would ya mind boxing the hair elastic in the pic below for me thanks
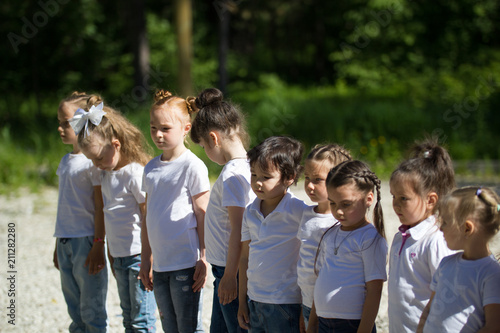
[476,187,482,197]
[497,204,500,212]
[423,151,430,158]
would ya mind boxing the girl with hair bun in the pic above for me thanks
[388,139,456,333]
[418,186,500,332]
[190,87,254,333]
[54,92,108,332]
[139,90,210,332]
[72,95,157,332]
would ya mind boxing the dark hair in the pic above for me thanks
[327,160,385,238]
[306,144,352,166]
[247,136,304,184]
[441,186,500,238]
[390,138,455,212]
[189,88,249,148]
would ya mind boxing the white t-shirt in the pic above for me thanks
[424,253,500,333]
[296,207,336,308]
[93,162,145,258]
[142,150,210,272]
[314,223,388,319]
[54,153,99,238]
[205,159,255,267]
[241,191,308,304]
[388,215,454,333]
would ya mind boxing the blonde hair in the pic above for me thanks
[59,91,90,110]
[152,89,195,125]
[306,144,352,169]
[77,95,152,166]
[441,186,500,238]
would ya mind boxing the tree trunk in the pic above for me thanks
[176,0,193,96]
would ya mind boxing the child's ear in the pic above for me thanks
[426,192,438,210]
[464,220,476,237]
[209,131,220,148]
[184,122,192,134]
[365,191,374,207]
[284,176,295,188]
[111,138,121,150]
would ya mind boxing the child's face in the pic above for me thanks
[81,137,121,171]
[57,103,78,145]
[390,178,430,227]
[439,212,465,251]
[250,163,291,204]
[328,183,373,230]
[304,159,330,204]
[150,106,190,152]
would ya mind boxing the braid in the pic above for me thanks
[313,223,338,276]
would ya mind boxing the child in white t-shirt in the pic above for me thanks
[418,186,500,332]
[190,88,255,333]
[307,160,388,333]
[54,92,107,332]
[237,136,308,333]
[73,96,157,331]
[139,90,210,332]
[297,144,351,331]
[388,140,455,333]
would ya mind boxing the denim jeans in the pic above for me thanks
[153,267,204,333]
[57,236,108,333]
[318,318,377,333]
[301,304,311,329]
[210,265,246,333]
[113,254,157,332]
[248,300,300,333]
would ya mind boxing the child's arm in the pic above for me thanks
[238,240,251,330]
[192,190,210,292]
[477,304,500,333]
[53,240,59,269]
[357,279,384,333]
[218,206,245,305]
[306,301,319,333]
[417,291,434,333]
[85,185,106,275]
[139,197,154,291]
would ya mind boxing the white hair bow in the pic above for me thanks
[69,102,106,136]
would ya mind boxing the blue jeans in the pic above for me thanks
[301,304,311,329]
[210,265,246,333]
[248,300,300,333]
[57,236,108,333]
[113,254,157,332]
[153,267,204,333]
[318,318,377,333]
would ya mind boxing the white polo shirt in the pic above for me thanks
[94,162,145,258]
[424,253,500,333]
[388,215,454,333]
[205,159,255,267]
[296,207,336,308]
[241,191,308,304]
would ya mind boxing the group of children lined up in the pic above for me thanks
[54,87,500,333]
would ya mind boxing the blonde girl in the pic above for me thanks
[54,92,107,332]
[139,90,210,332]
[417,186,500,332]
[190,88,255,333]
[388,140,456,333]
[297,144,351,330]
[308,160,387,333]
[72,95,157,332]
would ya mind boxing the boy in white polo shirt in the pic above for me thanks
[237,136,308,333]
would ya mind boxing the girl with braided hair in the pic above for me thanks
[417,186,500,332]
[139,90,210,332]
[387,139,456,333]
[296,144,352,331]
[307,160,388,333]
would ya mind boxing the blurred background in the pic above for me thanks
[2,0,500,192]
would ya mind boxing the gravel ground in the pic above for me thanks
[1,182,499,332]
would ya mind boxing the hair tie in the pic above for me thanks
[69,102,106,137]
[476,187,482,197]
[497,204,500,212]
[185,98,194,115]
[423,151,430,158]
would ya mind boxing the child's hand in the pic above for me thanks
[237,300,250,330]
[53,247,59,270]
[192,257,208,292]
[139,259,154,291]
[218,274,237,305]
[85,242,106,275]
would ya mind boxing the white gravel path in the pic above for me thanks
[0,182,498,332]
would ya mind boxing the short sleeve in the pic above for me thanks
[362,233,388,282]
[90,165,102,186]
[482,265,500,306]
[222,173,251,208]
[187,157,210,197]
[241,207,251,242]
[129,165,146,204]
[426,232,454,278]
